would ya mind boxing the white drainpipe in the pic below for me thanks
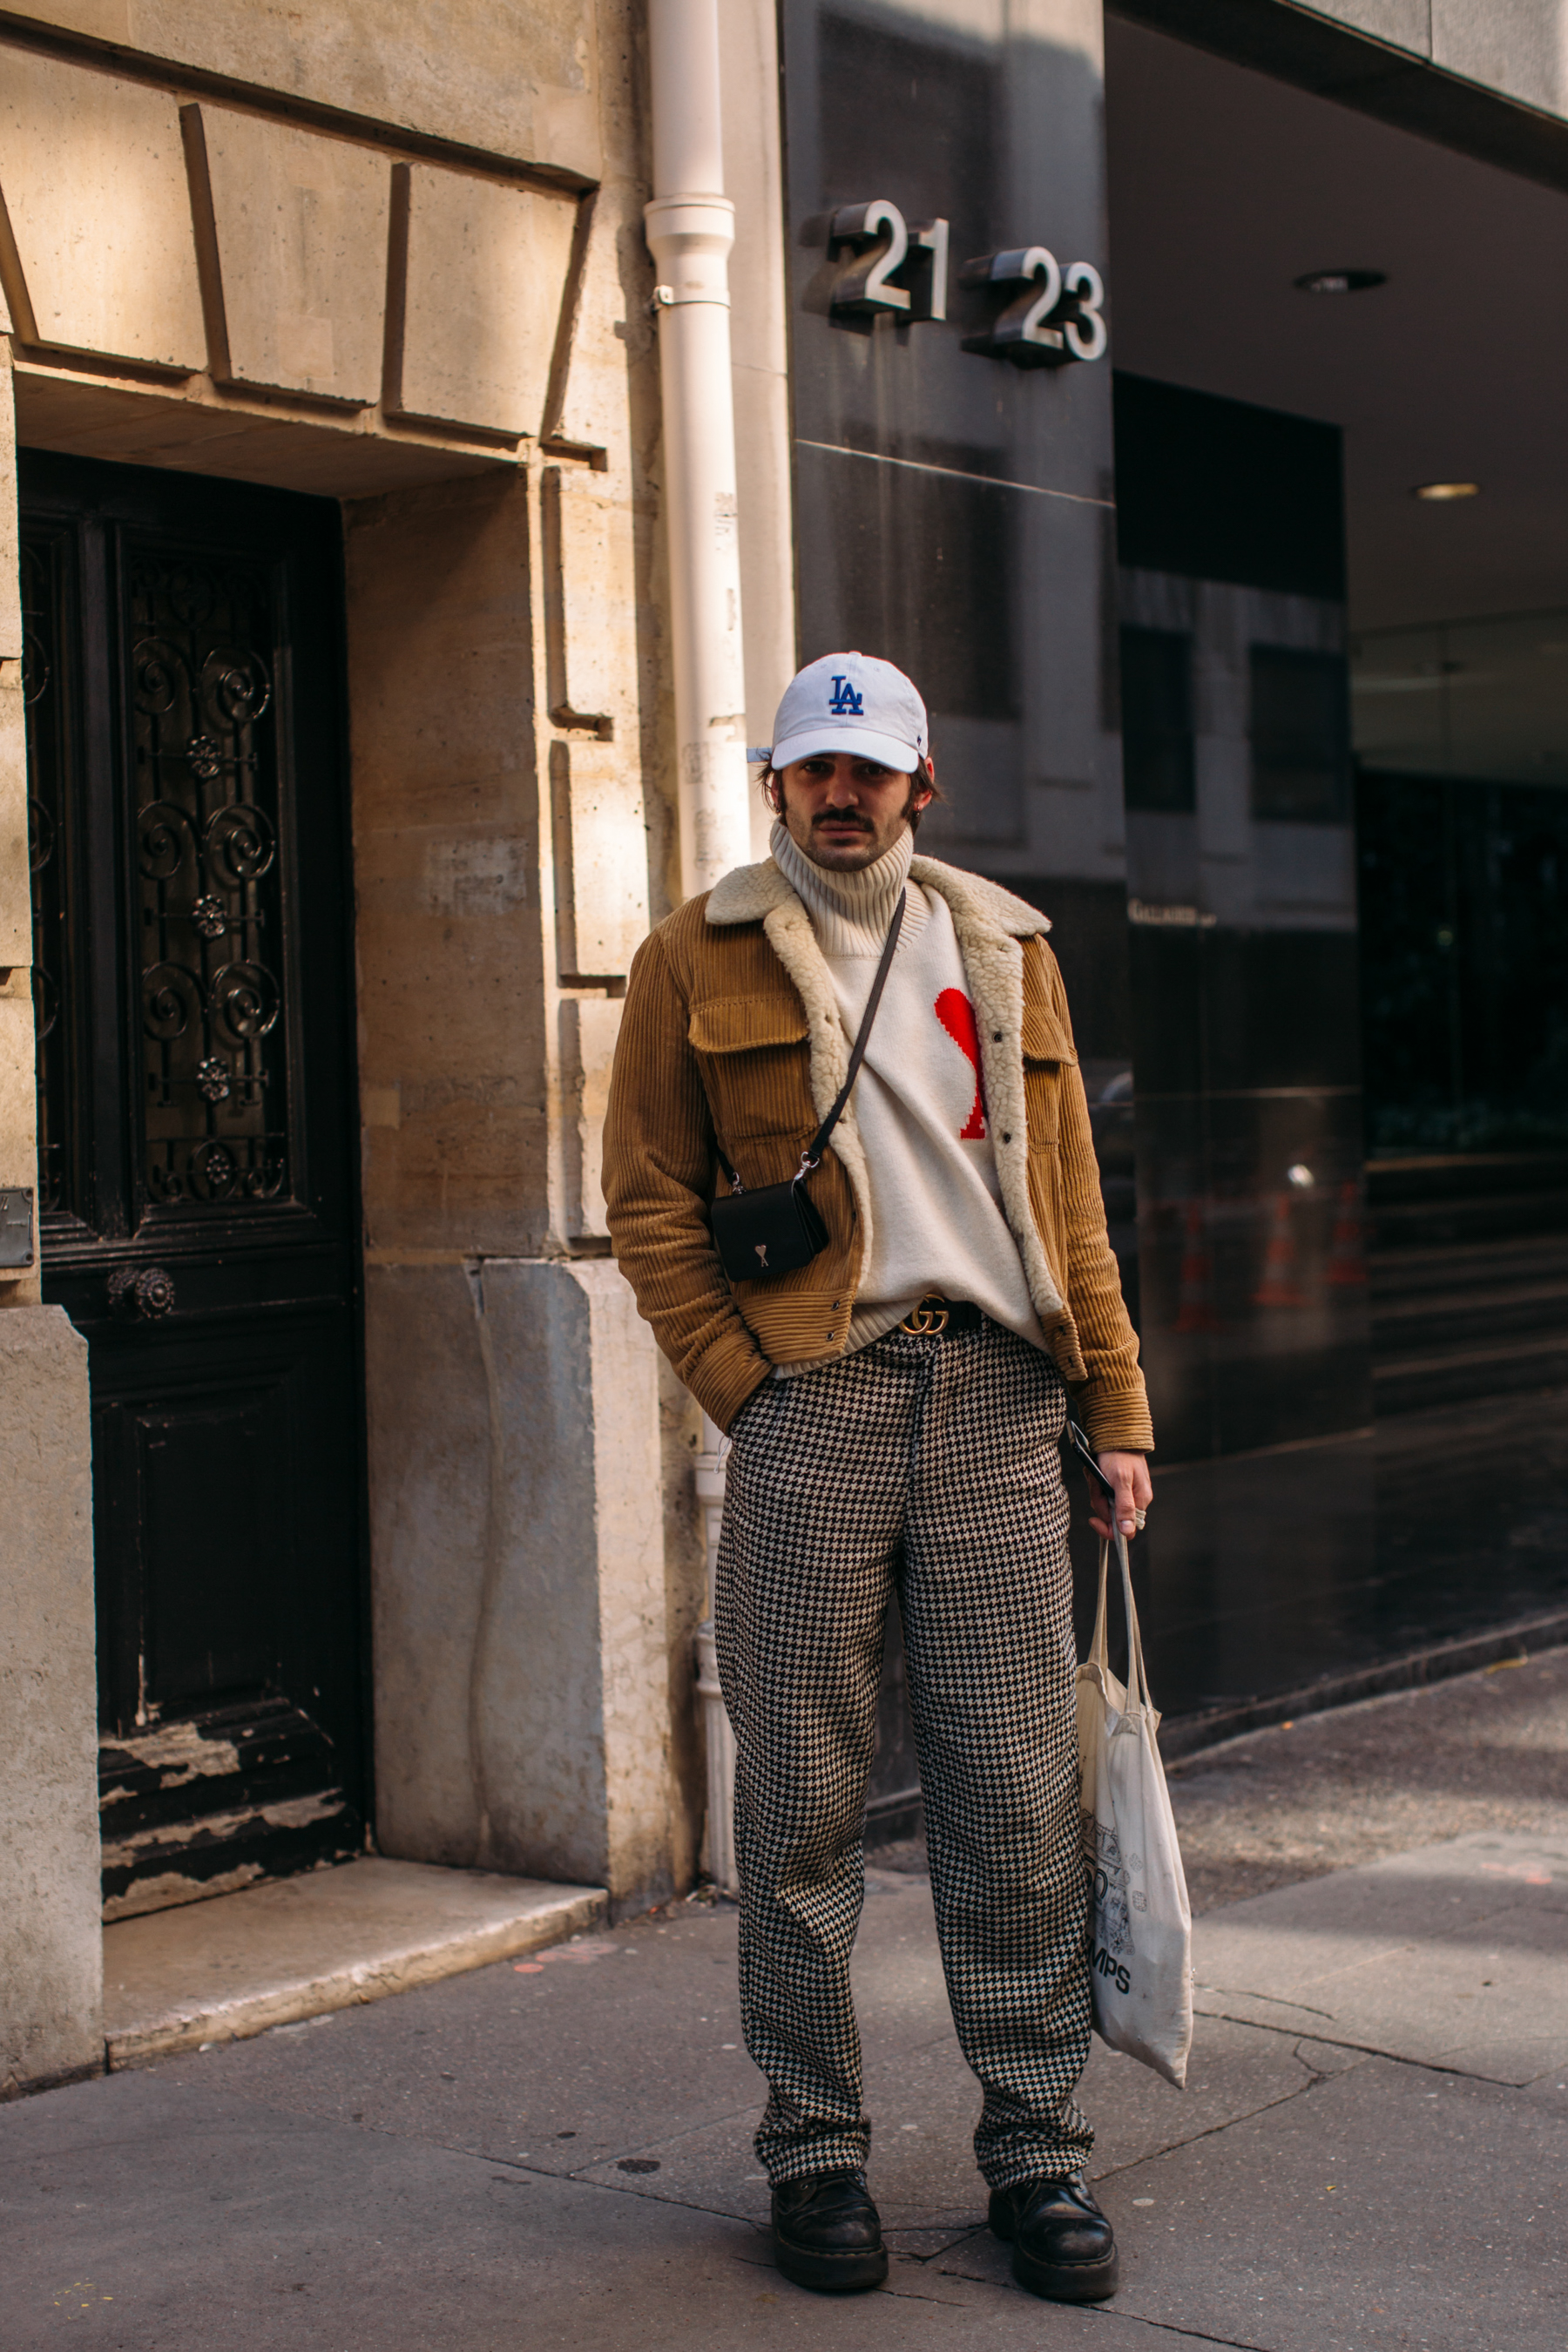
[645,2,748,1891]
[644,0,754,902]
[693,1415,739,1895]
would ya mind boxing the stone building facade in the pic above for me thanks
[0,0,793,2098]
[5,0,1568,2101]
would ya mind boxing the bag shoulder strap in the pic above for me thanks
[803,887,906,1167]
[716,888,907,1194]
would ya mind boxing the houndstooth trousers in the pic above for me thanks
[714,1319,1092,2191]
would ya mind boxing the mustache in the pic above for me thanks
[811,809,873,830]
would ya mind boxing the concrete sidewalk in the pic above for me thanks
[3,1667,1566,2349]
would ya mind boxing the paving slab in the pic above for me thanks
[1193,1831,1568,2083]
[159,1894,756,2168]
[1167,1646,1568,1912]
[937,2053,1568,2352]
[152,1870,1347,2233]
[0,2069,1195,2352]
[102,1856,606,2065]
[8,1825,1566,2349]
[572,1999,1351,2240]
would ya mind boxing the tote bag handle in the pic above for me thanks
[1090,1531,1157,1725]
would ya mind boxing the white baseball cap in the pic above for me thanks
[754,652,929,775]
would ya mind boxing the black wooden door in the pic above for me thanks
[21,452,366,1917]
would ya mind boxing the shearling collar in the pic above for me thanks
[706,852,1051,940]
[701,842,1064,1328]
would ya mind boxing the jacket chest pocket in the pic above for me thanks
[1022,1002,1076,1150]
[689,995,814,1146]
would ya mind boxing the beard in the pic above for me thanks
[768,767,933,869]
[793,775,926,839]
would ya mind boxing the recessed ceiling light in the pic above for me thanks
[1294,268,1387,294]
[1413,481,1480,501]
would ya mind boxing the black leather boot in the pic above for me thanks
[771,2170,889,2293]
[989,2174,1119,2301]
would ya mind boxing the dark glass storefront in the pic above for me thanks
[776,3,1568,1797]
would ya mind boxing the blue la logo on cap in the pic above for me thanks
[767,651,928,775]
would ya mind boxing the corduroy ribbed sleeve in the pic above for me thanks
[1039,945,1155,1456]
[602,924,774,1432]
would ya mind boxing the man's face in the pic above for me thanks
[775,753,934,871]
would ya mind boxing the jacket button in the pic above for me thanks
[993,1031,1003,1042]
[1002,1131,1012,1143]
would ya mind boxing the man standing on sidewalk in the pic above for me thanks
[603,652,1152,2301]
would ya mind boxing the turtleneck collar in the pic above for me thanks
[770,820,920,956]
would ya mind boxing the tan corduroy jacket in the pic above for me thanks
[602,852,1153,1453]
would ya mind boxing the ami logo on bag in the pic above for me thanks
[827,674,864,714]
[1092,1942,1132,1997]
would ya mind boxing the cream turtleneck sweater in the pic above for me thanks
[769,821,1046,1362]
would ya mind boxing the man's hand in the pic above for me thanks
[1087,1450,1152,1542]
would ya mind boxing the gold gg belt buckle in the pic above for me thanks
[899,1295,951,1335]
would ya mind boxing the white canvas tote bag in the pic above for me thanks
[1075,1531,1193,2090]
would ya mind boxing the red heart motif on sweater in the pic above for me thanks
[935,989,987,1139]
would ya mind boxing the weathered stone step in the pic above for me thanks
[102,1855,606,2068]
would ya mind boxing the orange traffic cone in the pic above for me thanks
[1324,1180,1367,1287]
[1253,1192,1308,1308]
[1173,1202,1220,1332]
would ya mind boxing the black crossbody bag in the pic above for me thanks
[709,889,906,1284]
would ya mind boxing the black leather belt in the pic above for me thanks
[896,1295,983,1336]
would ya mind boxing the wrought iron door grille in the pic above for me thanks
[129,550,292,1206]
[22,527,74,1219]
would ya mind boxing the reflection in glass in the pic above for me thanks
[1357,774,1568,1155]
[1121,626,1194,813]
[1118,563,1368,1463]
[784,0,1122,864]
[1353,612,1568,1155]
[1250,646,1350,822]
[1352,610,1568,787]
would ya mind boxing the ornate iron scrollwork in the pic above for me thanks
[129,551,291,1207]
[21,535,70,1214]
[190,896,228,939]
[21,529,297,1221]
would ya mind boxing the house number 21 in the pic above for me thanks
[828,201,1106,367]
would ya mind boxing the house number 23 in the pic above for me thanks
[828,202,1106,366]
[960,247,1107,367]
